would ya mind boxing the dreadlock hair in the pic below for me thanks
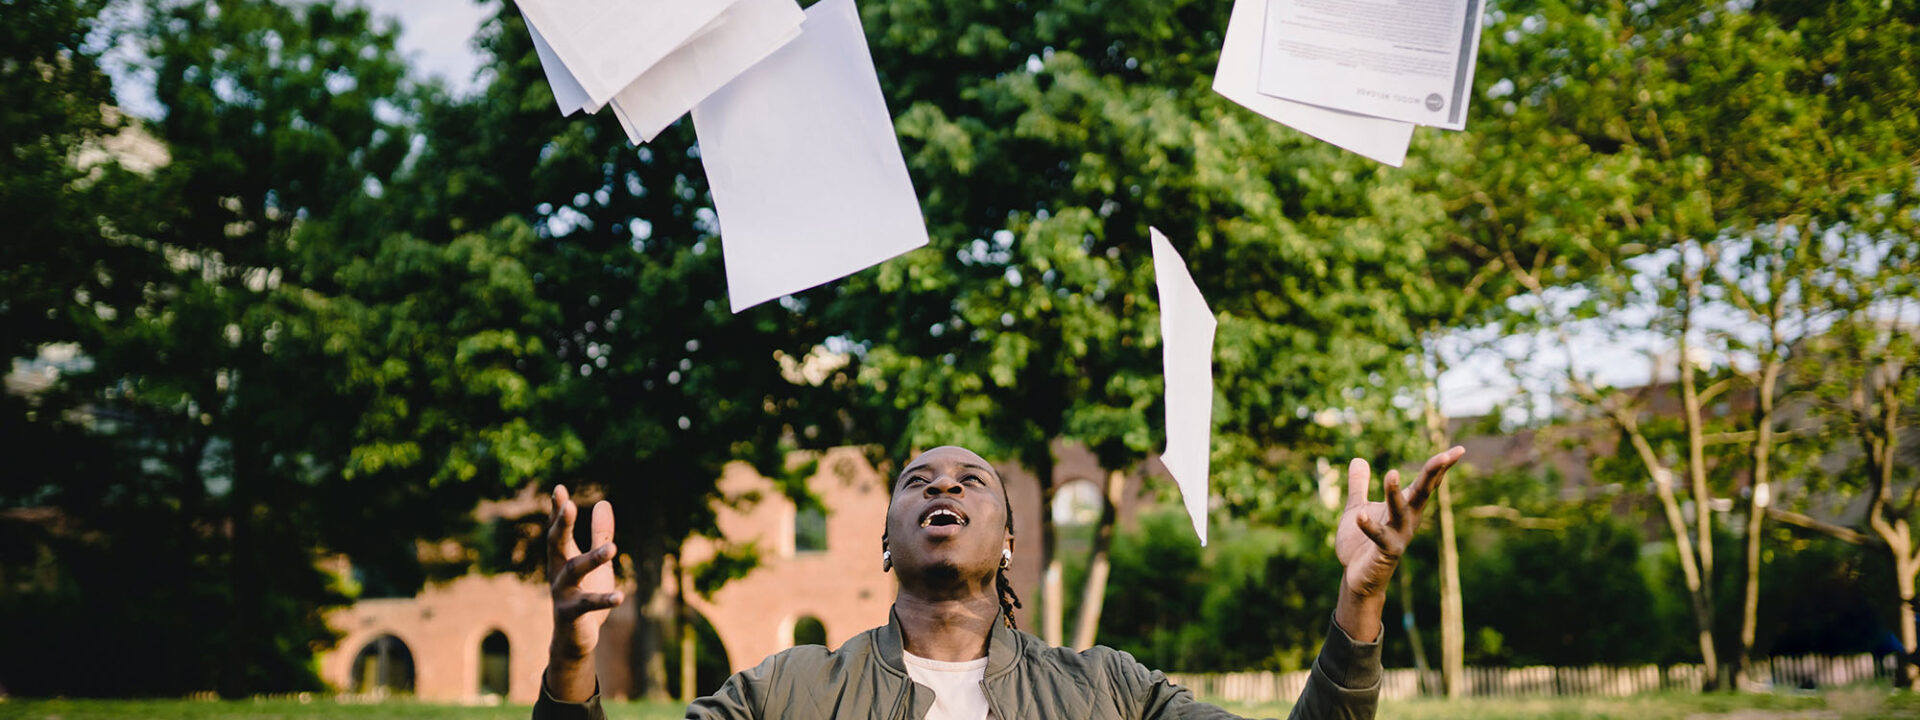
[883,479,1025,631]
[994,489,1024,630]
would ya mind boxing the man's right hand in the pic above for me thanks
[545,484,624,703]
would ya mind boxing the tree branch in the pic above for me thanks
[1766,507,1878,547]
[1462,505,1567,530]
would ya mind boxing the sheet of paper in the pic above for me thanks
[1151,227,1218,547]
[526,20,599,116]
[1256,0,1484,129]
[1213,0,1413,166]
[608,0,805,144]
[512,0,740,108]
[691,0,929,313]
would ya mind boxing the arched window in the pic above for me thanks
[791,615,827,647]
[350,634,415,694]
[479,630,511,697]
[794,506,827,553]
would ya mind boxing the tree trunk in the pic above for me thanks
[1437,480,1466,698]
[1898,554,1919,691]
[1397,561,1435,696]
[1630,427,1719,688]
[1735,357,1779,690]
[1037,456,1065,647]
[220,438,260,698]
[637,550,673,700]
[1678,306,1715,596]
[1418,346,1466,698]
[677,555,697,703]
[1071,470,1125,650]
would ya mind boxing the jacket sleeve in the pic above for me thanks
[1282,619,1382,720]
[684,653,784,720]
[529,656,775,720]
[1107,649,1243,720]
[530,678,607,720]
[1119,619,1381,720]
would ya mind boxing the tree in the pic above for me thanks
[817,0,1484,650]
[1445,0,1920,689]
[387,5,857,696]
[2,0,604,695]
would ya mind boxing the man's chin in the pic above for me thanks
[896,556,991,587]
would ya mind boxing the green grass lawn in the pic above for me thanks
[5,689,1918,719]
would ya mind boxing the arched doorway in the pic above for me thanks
[351,634,415,694]
[666,607,732,698]
[790,615,826,647]
[479,630,511,697]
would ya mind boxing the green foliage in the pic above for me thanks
[689,542,762,600]
[0,0,120,360]
[1098,507,1340,672]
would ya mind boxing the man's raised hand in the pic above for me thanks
[1330,447,1464,641]
[545,485,623,702]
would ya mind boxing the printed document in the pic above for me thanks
[1256,0,1484,129]
[1213,0,1413,166]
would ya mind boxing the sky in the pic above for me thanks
[347,0,498,94]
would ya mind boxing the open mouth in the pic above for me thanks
[919,506,969,528]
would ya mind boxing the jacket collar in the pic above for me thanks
[878,604,1023,678]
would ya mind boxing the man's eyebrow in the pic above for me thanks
[896,461,998,483]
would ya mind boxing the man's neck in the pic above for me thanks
[893,586,998,662]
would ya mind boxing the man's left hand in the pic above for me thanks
[1331,446,1464,641]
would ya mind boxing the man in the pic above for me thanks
[536,444,1464,719]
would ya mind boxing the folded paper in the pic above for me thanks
[609,0,805,143]
[512,0,738,110]
[1151,227,1218,546]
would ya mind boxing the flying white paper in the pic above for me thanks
[1212,0,1414,166]
[512,0,740,109]
[1151,227,1217,546]
[691,0,930,313]
[608,0,805,144]
[1256,0,1485,129]
[527,21,599,116]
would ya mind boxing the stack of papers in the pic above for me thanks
[519,0,930,313]
[518,0,804,144]
[1214,0,1486,166]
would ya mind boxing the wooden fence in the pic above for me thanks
[1166,653,1898,703]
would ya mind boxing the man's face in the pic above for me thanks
[885,446,1014,585]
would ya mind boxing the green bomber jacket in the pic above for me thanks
[533,610,1381,720]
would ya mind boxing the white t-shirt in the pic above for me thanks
[902,650,994,720]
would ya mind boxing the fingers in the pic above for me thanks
[1345,458,1371,510]
[553,542,618,589]
[1384,470,1409,529]
[1354,512,1396,555]
[548,485,580,580]
[1406,446,1465,510]
[579,592,625,610]
[590,500,615,550]
[557,590,626,620]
